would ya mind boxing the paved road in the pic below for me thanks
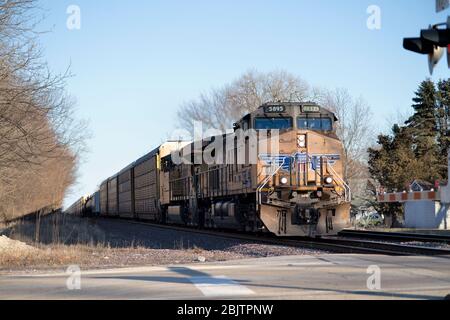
[1,254,450,300]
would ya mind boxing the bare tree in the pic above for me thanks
[0,0,88,221]
[316,88,375,202]
[177,69,310,131]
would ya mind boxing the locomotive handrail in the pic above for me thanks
[257,155,291,206]
[294,153,351,203]
[257,161,282,205]
[324,158,352,203]
[257,153,333,206]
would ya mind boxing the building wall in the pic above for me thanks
[404,201,450,229]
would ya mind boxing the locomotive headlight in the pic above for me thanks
[280,177,289,185]
[297,135,306,148]
[324,176,334,185]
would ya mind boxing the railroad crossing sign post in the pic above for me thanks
[447,16,450,69]
[437,0,450,69]
[435,1,450,70]
[436,0,450,13]
[441,151,450,204]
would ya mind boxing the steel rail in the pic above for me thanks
[339,229,450,244]
[106,218,450,257]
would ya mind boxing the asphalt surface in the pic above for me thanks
[1,254,450,300]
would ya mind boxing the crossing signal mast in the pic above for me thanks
[403,0,450,74]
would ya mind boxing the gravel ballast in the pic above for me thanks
[0,215,326,272]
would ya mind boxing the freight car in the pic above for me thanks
[86,191,100,216]
[66,192,100,216]
[71,102,351,237]
[65,196,88,216]
[98,141,190,220]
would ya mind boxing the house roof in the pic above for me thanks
[410,179,434,191]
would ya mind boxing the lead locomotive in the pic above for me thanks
[70,102,351,237]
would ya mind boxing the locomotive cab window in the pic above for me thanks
[297,117,332,131]
[255,117,293,130]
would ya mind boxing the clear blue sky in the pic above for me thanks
[36,0,449,206]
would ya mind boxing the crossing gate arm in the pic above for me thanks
[377,191,440,203]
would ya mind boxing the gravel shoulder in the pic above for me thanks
[0,215,325,274]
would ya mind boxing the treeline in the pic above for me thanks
[368,79,450,221]
[0,0,87,221]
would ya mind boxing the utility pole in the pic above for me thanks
[403,0,450,74]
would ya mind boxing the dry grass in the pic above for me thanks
[0,241,243,272]
[0,240,112,270]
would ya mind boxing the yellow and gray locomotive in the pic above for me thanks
[74,102,351,237]
[163,102,351,237]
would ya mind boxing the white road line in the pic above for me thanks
[287,262,333,266]
[190,276,255,297]
[12,262,309,278]
[9,265,252,278]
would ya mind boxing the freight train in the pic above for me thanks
[67,102,351,237]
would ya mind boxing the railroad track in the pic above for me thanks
[115,218,450,257]
[339,229,450,244]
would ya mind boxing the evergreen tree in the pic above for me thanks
[405,80,438,158]
[368,79,450,225]
[368,125,420,193]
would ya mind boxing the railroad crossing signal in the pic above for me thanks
[403,17,450,74]
[436,0,450,13]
